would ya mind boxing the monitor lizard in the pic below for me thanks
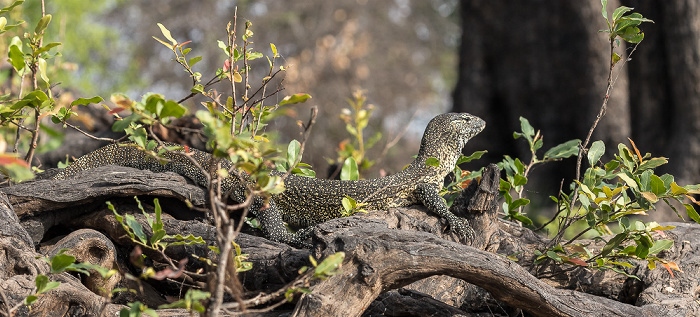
[54,112,485,247]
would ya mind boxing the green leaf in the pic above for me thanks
[71,96,103,106]
[620,31,644,44]
[648,239,673,255]
[34,14,51,35]
[314,252,345,278]
[340,157,359,181]
[190,84,204,94]
[588,140,605,166]
[153,36,173,49]
[37,57,49,84]
[635,243,649,258]
[512,213,533,226]
[546,251,563,262]
[341,196,355,212]
[684,203,700,224]
[112,113,140,132]
[157,23,177,45]
[670,182,687,195]
[543,139,581,160]
[638,157,668,171]
[188,56,202,67]
[509,198,530,210]
[279,93,312,106]
[33,42,61,56]
[618,172,638,191]
[246,51,263,60]
[50,252,76,274]
[519,117,534,137]
[217,40,229,56]
[12,90,48,110]
[456,150,487,164]
[425,157,440,168]
[270,43,278,56]
[601,0,608,20]
[8,40,25,72]
[287,140,301,167]
[513,174,528,187]
[612,6,633,21]
[602,232,627,257]
[125,214,147,244]
[152,198,163,231]
[0,0,24,15]
[649,175,666,196]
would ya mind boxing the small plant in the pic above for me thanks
[498,117,580,225]
[494,2,691,278]
[333,90,382,179]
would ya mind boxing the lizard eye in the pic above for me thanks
[451,118,467,128]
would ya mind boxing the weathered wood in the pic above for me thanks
[293,217,663,317]
[3,165,207,218]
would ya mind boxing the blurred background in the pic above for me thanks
[7,0,700,220]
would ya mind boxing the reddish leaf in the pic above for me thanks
[660,262,674,278]
[628,138,643,164]
[0,154,29,168]
[565,257,589,267]
[108,106,128,115]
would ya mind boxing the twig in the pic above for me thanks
[280,106,318,181]
[63,122,117,142]
[550,41,642,248]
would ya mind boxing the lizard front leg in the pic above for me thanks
[253,199,312,248]
[415,183,475,242]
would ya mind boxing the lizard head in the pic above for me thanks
[417,112,485,167]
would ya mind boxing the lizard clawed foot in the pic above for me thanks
[445,215,475,243]
[289,227,314,249]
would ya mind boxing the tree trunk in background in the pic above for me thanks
[453,0,700,197]
[624,0,700,186]
[453,0,629,196]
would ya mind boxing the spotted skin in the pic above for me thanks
[55,113,485,247]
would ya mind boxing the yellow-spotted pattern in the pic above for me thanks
[55,113,485,247]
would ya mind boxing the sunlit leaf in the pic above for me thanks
[425,157,440,167]
[588,140,605,166]
[71,96,103,106]
[683,203,700,224]
[34,14,51,35]
[157,23,177,45]
[612,6,633,21]
[279,93,312,106]
[340,157,359,181]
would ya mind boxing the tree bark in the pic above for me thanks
[624,0,700,186]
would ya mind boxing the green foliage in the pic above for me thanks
[277,139,316,177]
[340,157,359,181]
[504,112,690,276]
[438,151,487,207]
[108,197,208,253]
[340,195,367,217]
[333,90,382,176]
[158,289,210,313]
[600,1,654,64]
[119,301,158,317]
[499,117,580,225]
[23,248,117,307]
